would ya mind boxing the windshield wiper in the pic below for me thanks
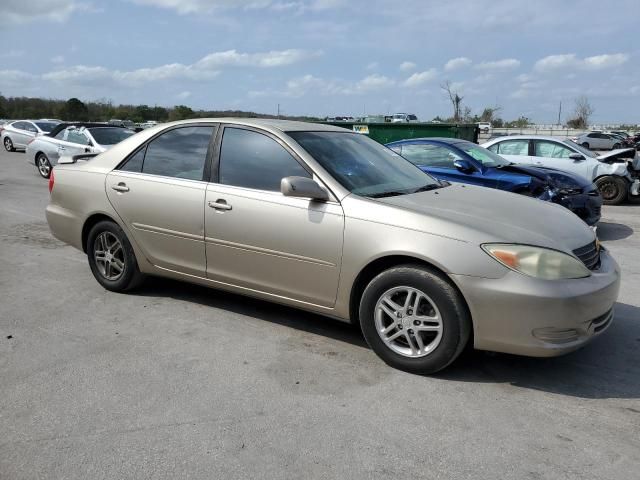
[411,184,442,193]
[367,190,408,198]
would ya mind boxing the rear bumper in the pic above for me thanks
[452,249,620,357]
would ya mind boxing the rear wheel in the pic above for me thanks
[359,265,471,374]
[612,143,621,150]
[595,176,627,205]
[581,142,590,149]
[36,153,52,179]
[4,137,14,152]
[87,220,143,292]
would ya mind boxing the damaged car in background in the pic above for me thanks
[26,123,136,178]
[386,138,602,226]
[482,135,640,205]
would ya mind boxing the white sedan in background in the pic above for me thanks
[26,123,136,178]
[1,120,59,151]
[481,135,640,205]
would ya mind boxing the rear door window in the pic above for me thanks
[494,140,529,156]
[400,144,460,168]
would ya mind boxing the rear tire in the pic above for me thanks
[612,143,621,150]
[595,176,627,205]
[359,265,471,374]
[36,153,52,179]
[87,220,143,292]
[4,137,14,152]
[581,142,590,149]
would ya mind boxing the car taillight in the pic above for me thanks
[48,169,55,193]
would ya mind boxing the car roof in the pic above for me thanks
[385,137,470,146]
[153,118,351,133]
[483,135,570,142]
[46,122,123,137]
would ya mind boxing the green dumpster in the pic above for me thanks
[321,122,479,144]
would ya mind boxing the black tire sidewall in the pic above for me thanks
[582,142,590,149]
[596,176,627,205]
[87,220,140,292]
[359,266,470,374]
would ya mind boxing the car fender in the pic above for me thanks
[593,161,630,180]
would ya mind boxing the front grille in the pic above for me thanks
[573,241,601,270]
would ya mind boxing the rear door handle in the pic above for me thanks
[111,183,130,193]
[208,199,232,211]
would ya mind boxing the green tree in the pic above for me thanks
[169,105,194,121]
[61,97,89,121]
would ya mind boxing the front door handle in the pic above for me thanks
[208,199,232,211]
[111,183,130,193]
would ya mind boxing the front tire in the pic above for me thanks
[595,176,627,205]
[87,220,143,292]
[36,153,52,179]
[359,265,471,374]
[581,142,590,149]
[4,137,14,152]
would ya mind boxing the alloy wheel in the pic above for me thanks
[374,286,443,358]
[37,155,51,178]
[93,231,126,281]
[4,138,13,151]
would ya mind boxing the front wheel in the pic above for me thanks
[36,153,52,179]
[87,220,143,292]
[595,176,627,205]
[581,142,590,149]
[4,137,14,152]
[359,265,471,374]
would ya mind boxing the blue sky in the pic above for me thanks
[1,0,639,123]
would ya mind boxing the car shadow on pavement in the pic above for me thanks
[597,221,634,241]
[133,276,369,349]
[438,302,640,399]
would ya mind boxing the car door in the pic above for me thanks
[60,129,93,157]
[486,139,532,165]
[399,143,491,187]
[204,125,345,308]
[11,122,31,148]
[106,124,216,277]
[531,139,590,179]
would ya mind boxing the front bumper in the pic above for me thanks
[451,249,620,357]
[554,191,602,226]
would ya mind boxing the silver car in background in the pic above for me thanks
[2,120,59,151]
[26,123,136,178]
[45,119,620,374]
[575,132,623,150]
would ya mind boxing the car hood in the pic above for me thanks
[496,164,592,189]
[372,183,595,252]
[596,148,639,166]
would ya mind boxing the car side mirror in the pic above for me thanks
[569,153,585,161]
[453,159,475,173]
[281,176,329,201]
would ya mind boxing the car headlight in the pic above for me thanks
[482,244,591,280]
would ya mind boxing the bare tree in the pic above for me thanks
[568,95,594,129]
[441,80,463,122]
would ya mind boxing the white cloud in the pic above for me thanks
[177,91,192,100]
[399,61,416,72]
[366,61,379,70]
[354,74,395,92]
[444,57,471,71]
[250,72,395,98]
[51,55,65,64]
[475,58,520,70]
[534,53,629,72]
[129,0,344,14]
[195,49,320,69]
[403,69,438,87]
[4,0,90,24]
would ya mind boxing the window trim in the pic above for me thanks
[114,122,218,183]
[210,124,313,191]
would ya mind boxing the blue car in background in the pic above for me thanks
[385,138,602,225]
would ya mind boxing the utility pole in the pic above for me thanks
[557,100,562,126]
[277,103,280,119]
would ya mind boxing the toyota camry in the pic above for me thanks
[46,119,620,374]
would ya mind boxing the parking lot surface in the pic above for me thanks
[1,148,639,479]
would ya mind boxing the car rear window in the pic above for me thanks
[34,122,58,132]
[88,127,135,146]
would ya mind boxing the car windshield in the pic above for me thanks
[563,139,597,158]
[288,131,440,197]
[88,127,135,145]
[456,142,510,167]
[34,121,58,132]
